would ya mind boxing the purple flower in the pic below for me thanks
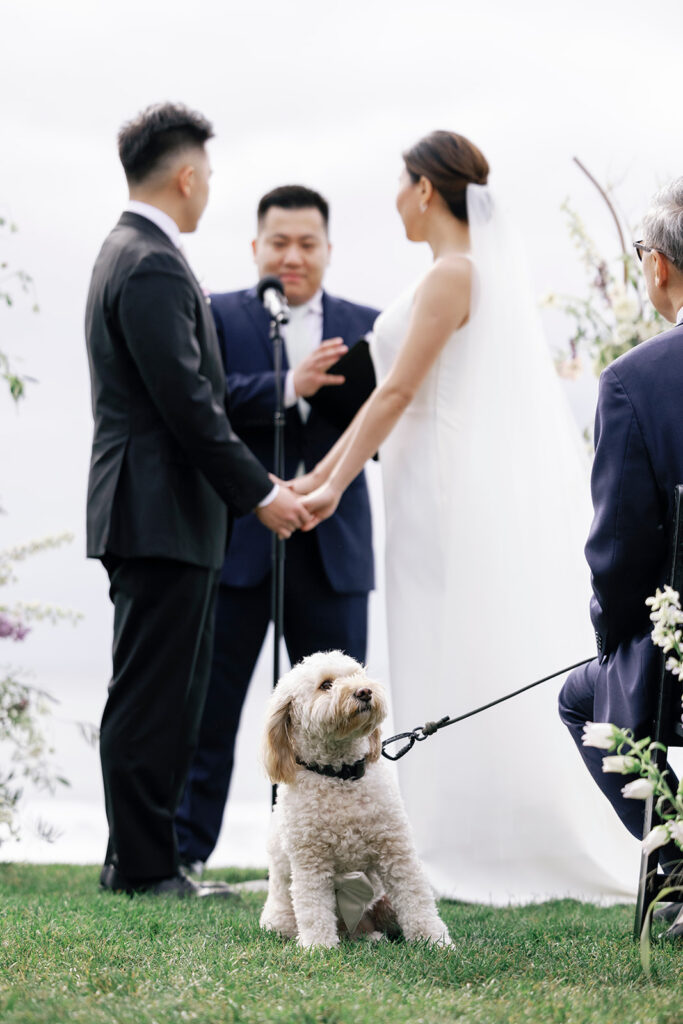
[0,613,30,641]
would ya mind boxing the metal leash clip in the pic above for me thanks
[381,717,451,761]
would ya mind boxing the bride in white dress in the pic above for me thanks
[293,131,637,904]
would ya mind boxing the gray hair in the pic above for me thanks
[642,177,683,271]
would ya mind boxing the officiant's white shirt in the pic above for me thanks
[283,289,324,420]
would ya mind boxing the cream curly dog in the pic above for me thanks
[259,651,451,948]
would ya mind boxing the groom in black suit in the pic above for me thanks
[85,102,310,896]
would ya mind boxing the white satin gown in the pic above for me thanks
[369,257,639,905]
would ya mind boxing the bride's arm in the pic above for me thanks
[289,398,372,494]
[301,257,471,521]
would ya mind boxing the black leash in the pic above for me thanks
[381,656,594,761]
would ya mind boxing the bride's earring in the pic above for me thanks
[419,201,428,214]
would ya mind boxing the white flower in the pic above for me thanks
[602,755,638,774]
[665,656,683,678]
[621,779,655,799]
[642,824,670,855]
[668,819,683,846]
[555,356,583,381]
[613,294,639,320]
[582,722,617,750]
[646,586,681,612]
[615,322,637,346]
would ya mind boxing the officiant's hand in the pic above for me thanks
[300,480,342,528]
[293,338,347,398]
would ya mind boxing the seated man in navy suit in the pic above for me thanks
[559,178,683,931]
[176,185,379,872]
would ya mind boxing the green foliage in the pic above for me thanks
[0,212,38,403]
[0,677,67,842]
[0,537,81,845]
[0,866,681,1024]
[0,220,79,845]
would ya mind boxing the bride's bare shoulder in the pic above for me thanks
[414,255,471,309]
[419,254,472,292]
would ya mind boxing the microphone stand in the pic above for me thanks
[270,314,286,806]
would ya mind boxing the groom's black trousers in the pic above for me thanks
[100,555,219,883]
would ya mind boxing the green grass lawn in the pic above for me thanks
[0,864,680,1024]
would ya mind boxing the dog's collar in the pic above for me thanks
[295,757,366,781]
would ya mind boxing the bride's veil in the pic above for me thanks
[438,182,596,694]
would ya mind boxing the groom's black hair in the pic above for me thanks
[257,185,329,230]
[118,102,214,185]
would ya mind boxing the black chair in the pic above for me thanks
[634,484,683,940]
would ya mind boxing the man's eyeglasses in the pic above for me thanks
[633,240,675,263]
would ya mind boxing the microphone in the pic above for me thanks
[257,275,290,325]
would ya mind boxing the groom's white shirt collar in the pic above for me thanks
[125,200,182,249]
[677,305,683,326]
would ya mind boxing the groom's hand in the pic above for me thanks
[293,338,347,398]
[255,478,314,539]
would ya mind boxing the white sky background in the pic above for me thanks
[1,0,682,862]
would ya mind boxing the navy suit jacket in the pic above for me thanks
[581,321,683,728]
[210,287,379,594]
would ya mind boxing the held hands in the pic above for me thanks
[282,465,341,528]
[292,337,347,398]
[255,476,314,539]
[300,481,341,527]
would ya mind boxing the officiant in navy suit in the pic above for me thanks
[559,178,683,922]
[176,186,379,871]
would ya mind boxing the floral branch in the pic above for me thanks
[572,157,628,284]
[546,163,668,382]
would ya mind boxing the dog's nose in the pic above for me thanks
[354,688,372,704]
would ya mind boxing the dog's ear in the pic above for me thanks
[367,727,382,763]
[262,691,297,784]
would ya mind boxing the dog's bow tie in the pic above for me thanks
[295,757,366,781]
[334,871,376,933]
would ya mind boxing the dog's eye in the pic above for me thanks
[319,679,333,691]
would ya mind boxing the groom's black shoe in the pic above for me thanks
[99,864,239,899]
[99,862,134,894]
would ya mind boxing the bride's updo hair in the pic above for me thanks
[402,131,489,224]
